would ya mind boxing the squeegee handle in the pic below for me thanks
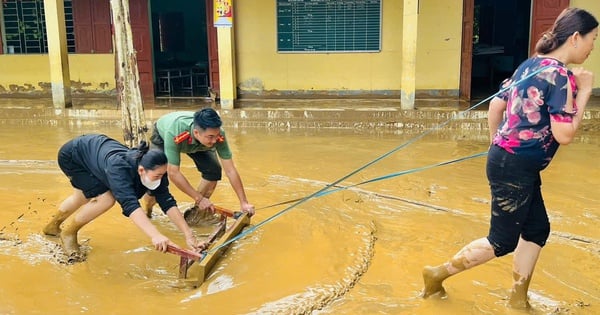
[213,205,243,219]
[166,244,202,261]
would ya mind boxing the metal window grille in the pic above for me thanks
[2,0,75,54]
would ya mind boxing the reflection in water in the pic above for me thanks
[0,116,598,315]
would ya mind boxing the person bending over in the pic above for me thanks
[43,134,200,256]
[143,108,254,222]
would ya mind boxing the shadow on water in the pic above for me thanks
[0,101,599,314]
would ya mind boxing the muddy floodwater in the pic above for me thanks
[0,105,599,315]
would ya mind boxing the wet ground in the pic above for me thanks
[0,97,599,314]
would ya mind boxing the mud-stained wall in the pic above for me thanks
[0,1,598,99]
[0,54,115,96]
[234,0,463,98]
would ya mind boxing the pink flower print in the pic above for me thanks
[500,78,512,88]
[508,113,521,128]
[526,86,544,105]
[519,129,535,140]
[568,75,577,93]
[522,99,539,114]
[540,58,559,67]
[503,138,520,153]
[550,114,573,123]
[556,66,568,76]
[509,94,522,115]
[527,111,541,124]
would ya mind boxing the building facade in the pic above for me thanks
[0,0,598,108]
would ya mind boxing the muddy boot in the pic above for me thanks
[141,194,156,218]
[142,203,154,218]
[508,273,532,309]
[184,205,221,226]
[60,219,85,256]
[43,210,72,237]
[422,264,451,298]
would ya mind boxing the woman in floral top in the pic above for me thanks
[422,8,598,309]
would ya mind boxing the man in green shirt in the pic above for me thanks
[143,108,254,221]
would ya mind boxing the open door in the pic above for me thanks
[129,0,154,99]
[461,0,535,100]
[205,0,220,96]
[529,0,570,54]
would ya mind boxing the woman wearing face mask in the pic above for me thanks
[43,134,200,257]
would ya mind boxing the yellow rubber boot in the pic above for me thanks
[43,209,73,236]
[141,194,156,218]
[60,218,86,256]
[422,264,450,298]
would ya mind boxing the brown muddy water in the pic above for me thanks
[0,106,599,315]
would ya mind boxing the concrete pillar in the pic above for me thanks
[217,27,237,109]
[43,0,72,110]
[401,0,418,110]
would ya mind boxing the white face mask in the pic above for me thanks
[141,175,161,190]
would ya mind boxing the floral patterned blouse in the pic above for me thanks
[493,57,577,168]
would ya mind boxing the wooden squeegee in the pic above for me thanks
[166,206,251,287]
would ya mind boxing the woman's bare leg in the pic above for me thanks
[422,237,496,297]
[60,191,116,255]
[43,189,88,236]
[509,237,541,309]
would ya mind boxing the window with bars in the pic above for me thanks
[2,0,75,54]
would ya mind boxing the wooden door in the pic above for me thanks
[530,0,570,54]
[73,0,112,53]
[205,0,220,94]
[459,0,474,100]
[129,0,154,99]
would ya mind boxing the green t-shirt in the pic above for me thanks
[155,111,232,166]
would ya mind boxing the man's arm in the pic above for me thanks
[167,163,206,205]
[221,158,254,214]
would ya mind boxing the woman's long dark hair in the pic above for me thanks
[535,8,598,54]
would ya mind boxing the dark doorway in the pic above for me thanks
[150,0,210,98]
[470,0,532,100]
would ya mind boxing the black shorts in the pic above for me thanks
[187,150,222,181]
[485,145,550,257]
[58,139,110,199]
[149,123,164,150]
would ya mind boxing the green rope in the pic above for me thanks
[200,65,553,259]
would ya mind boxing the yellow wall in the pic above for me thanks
[0,54,115,94]
[416,1,463,90]
[234,0,600,96]
[234,0,462,96]
[234,0,398,94]
[2,0,600,98]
